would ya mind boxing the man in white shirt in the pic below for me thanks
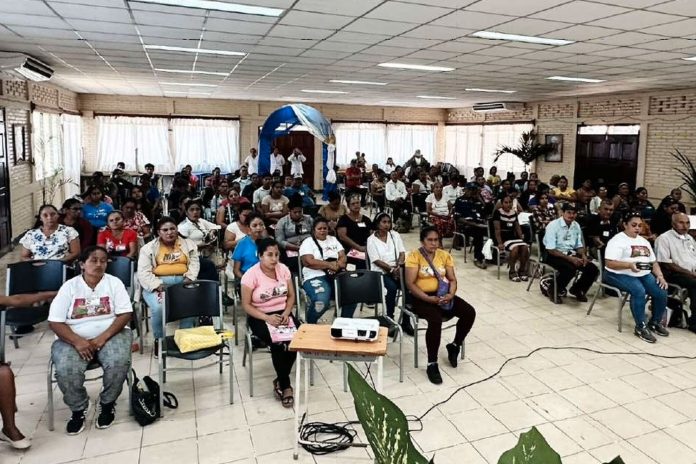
[252,174,272,210]
[233,165,252,192]
[244,148,258,175]
[655,212,696,330]
[411,171,433,195]
[442,174,462,203]
[385,171,411,223]
[270,147,285,177]
[288,148,306,177]
[383,157,396,175]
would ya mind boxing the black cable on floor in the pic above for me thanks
[298,414,361,455]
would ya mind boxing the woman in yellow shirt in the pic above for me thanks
[551,176,576,203]
[404,226,476,384]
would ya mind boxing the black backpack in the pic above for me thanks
[666,296,689,329]
[131,370,178,426]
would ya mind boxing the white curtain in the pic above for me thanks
[386,124,437,166]
[61,114,82,199]
[444,123,533,178]
[172,118,239,173]
[96,116,171,172]
[32,112,62,181]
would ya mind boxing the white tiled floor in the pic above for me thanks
[3,230,696,464]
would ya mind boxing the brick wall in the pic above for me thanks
[578,97,641,118]
[645,122,696,201]
[649,93,696,115]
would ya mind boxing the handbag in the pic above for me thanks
[418,247,453,310]
[312,236,340,281]
[131,369,178,426]
[174,326,224,353]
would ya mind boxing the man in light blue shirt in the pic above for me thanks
[543,203,599,304]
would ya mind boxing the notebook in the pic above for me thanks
[267,317,297,343]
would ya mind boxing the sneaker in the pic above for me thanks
[634,325,657,343]
[153,342,159,359]
[66,403,89,435]
[426,363,443,385]
[401,317,415,337]
[474,260,487,270]
[569,288,588,302]
[648,322,669,337]
[96,402,116,429]
[446,343,460,368]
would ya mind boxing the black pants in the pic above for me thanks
[545,254,599,294]
[389,200,412,222]
[455,222,486,262]
[198,257,219,281]
[247,312,299,390]
[410,293,476,364]
[663,270,696,322]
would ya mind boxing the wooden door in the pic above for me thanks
[574,132,638,195]
[0,109,12,249]
[273,131,315,188]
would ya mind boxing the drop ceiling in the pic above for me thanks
[2,0,696,107]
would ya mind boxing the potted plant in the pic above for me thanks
[671,149,696,212]
[493,130,555,172]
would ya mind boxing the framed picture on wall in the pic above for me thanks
[12,124,27,164]
[545,134,563,162]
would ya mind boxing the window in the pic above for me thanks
[96,116,171,172]
[61,114,82,199]
[172,118,239,173]
[32,112,62,181]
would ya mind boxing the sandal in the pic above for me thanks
[272,379,283,400]
[508,270,521,282]
[281,387,294,408]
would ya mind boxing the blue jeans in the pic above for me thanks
[142,276,196,339]
[603,272,667,328]
[302,276,356,324]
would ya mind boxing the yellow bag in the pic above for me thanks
[174,326,223,353]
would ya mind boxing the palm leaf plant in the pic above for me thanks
[494,130,555,172]
[671,149,696,205]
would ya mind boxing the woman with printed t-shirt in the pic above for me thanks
[405,226,476,385]
[241,238,298,407]
[21,204,80,263]
[492,195,531,282]
[299,217,356,323]
[48,246,132,435]
[232,213,267,280]
[261,180,289,224]
[82,186,114,229]
[138,217,200,353]
[97,211,137,258]
[336,194,372,269]
[603,211,669,344]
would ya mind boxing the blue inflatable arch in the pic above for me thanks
[258,104,336,199]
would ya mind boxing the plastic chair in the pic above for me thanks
[525,222,558,300]
[487,218,508,280]
[586,252,630,332]
[106,256,144,354]
[159,280,233,414]
[1,260,66,362]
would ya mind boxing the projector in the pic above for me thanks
[330,318,379,342]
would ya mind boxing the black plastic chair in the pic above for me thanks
[487,218,508,280]
[159,280,233,415]
[525,221,559,300]
[333,269,403,383]
[106,256,144,354]
[1,260,66,362]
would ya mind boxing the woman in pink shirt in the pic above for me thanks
[240,237,298,407]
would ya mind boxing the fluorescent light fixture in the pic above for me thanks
[156,68,228,76]
[417,95,456,100]
[130,0,283,16]
[144,45,246,56]
[547,76,605,83]
[301,89,348,94]
[161,82,218,87]
[378,62,454,72]
[329,79,387,86]
[471,31,574,46]
[683,56,696,61]
[466,88,516,94]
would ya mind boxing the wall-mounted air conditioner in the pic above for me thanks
[472,102,524,113]
[0,52,53,81]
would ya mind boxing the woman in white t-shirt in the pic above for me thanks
[366,213,405,323]
[48,246,133,434]
[426,182,454,239]
[241,238,298,407]
[603,211,669,343]
[299,217,355,323]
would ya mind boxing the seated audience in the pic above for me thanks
[337,194,373,269]
[470,167,484,182]
[253,174,272,211]
[426,182,454,239]
[660,188,687,214]
[385,171,411,225]
[215,189,245,229]
[403,149,430,174]
[97,211,137,258]
[412,170,433,195]
[531,192,557,232]
[404,226,476,384]
[586,200,618,251]
[370,170,386,211]
[275,197,312,273]
[497,179,516,200]
[632,187,656,221]
[612,182,632,218]
[224,203,252,253]
[453,184,487,268]
[233,166,252,192]
[575,188,593,228]
[138,217,199,348]
[475,176,495,216]
[209,167,224,191]
[240,238,298,407]
[21,204,80,263]
[492,196,530,282]
[82,186,114,229]
[209,180,230,213]
[543,204,599,303]
[383,157,396,175]
[130,185,154,220]
[443,175,462,203]
[166,176,191,214]
[299,217,355,323]
[486,166,501,189]
[48,246,132,434]
[590,185,608,214]
[655,213,696,332]
[232,213,267,279]
[604,212,669,343]
[242,174,261,203]
[181,164,198,191]
[551,176,576,202]
[60,199,96,251]
[651,198,680,236]
[317,191,346,233]
[261,180,289,224]
[121,197,152,240]
[140,172,160,205]
[177,199,221,258]
[514,172,528,192]
[284,176,315,209]
[519,179,538,211]
[344,159,363,201]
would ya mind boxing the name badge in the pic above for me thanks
[357,222,366,228]
[602,231,610,237]
[506,222,513,228]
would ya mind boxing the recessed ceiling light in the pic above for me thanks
[129,0,283,16]
[465,88,516,94]
[682,56,696,61]
[378,63,454,72]
[161,82,218,87]
[301,89,348,94]
[417,95,456,100]
[547,76,605,83]
[329,79,387,86]
[156,68,228,76]
[144,45,246,56]
[471,31,574,46]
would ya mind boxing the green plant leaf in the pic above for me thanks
[347,364,430,464]
[497,427,562,464]
[603,457,626,464]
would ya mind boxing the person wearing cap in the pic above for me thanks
[542,203,599,304]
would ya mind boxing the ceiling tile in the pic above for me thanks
[329,31,390,45]
[380,37,441,49]
[52,3,132,22]
[494,18,570,36]
[279,10,354,29]
[641,18,696,37]
[466,0,570,16]
[132,11,205,29]
[69,19,138,34]
[366,2,452,24]
[431,10,514,29]
[531,1,630,23]
[3,13,70,29]
[589,10,684,28]
[344,19,415,35]
[646,0,696,16]
[268,25,334,40]
[0,0,55,15]
[293,0,382,16]
[402,25,466,41]
[552,25,622,41]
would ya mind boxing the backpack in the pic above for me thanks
[665,296,689,329]
[539,274,553,297]
[131,369,178,426]
[394,217,411,234]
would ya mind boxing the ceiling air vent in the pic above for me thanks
[472,102,524,113]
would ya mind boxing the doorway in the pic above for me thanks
[273,131,315,188]
[0,109,12,250]
[574,125,639,195]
